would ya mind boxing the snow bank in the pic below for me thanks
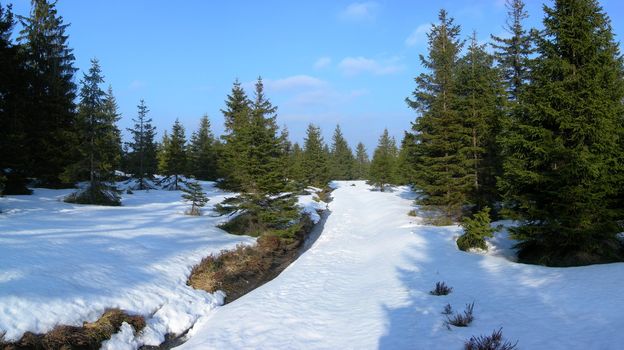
[0,182,254,347]
[296,187,328,224]
[178,180,624,350]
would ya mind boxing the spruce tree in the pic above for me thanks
[219,79,251,190]
[289,142,306,186]
[456,32,505,210]
[369,129,398,191]
[18,0,78,187]
[302,123,329,187]
[159,119,188,190]
[406,9,471,220]
[0,3,31,194]
[396,132,417,185]
[490,0,533,102]
[188,115,218,181]
[499,0,624,265]
[181,180,209,216]
[64,58,120,205]
[126,99,158,189]
[237,78,299,237]
[329,124,355,180]
[353,142,370,180]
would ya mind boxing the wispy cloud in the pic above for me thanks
[313,56,332,69]
[339,1,378,21]
[405,23,430,47]
[128,80,146,90]
[266,75,327,91]
[338,56,404,76]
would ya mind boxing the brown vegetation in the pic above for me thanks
[189,215,314,303]
[0,309,145,350]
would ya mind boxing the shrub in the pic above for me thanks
[445,302,474,328]
[430,281,453,296]
[458,207,496,251]
[464,328,518,350]
[408,209,417,217]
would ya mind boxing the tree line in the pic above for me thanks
[401,0,624,266]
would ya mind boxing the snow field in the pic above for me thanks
[0,182,254,346]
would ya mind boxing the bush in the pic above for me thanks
[458,207,496,251]
[408,209,417,217]
[430,281,453,296]
[445,302,474,328]
[464,328,518,350]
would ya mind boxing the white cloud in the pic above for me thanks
[340,2,378,21]
[405,23,430,47]
[266,75,327,91]
[338,56,404,76]
[313,56,332,69]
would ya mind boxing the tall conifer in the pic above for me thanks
[500,0,624,265]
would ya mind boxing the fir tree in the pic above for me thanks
[126,99,158,189]
[302,124,329,187]
[490,0,533,102]
[188,115,218,180]
[456,32,505,210]
[288,142,306,186]
[499,0,624,266]
[329,124,355,180]
[18,0,78,187]
[396,132,417,185]
[64,58,120,205]
[369,129,398,191]
[406,9,471,220]
[353,142,370,180]
[181,180,209,216]
[159,119,188,190]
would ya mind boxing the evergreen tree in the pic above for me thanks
[18,0,78,187]
[369,129,398,191]
[0,3,31,194]
[64,58,120,205]
[406,9,471,220]
[490,0,533,102]
[288,142,306,186]
[353,142,370,180]
[456,32,505,210]
[329,124,355,180]
[499,0,624,266]
[126,99,158,189]
[219,79,251,190]
[181,180,209,216]
[188,115,218,180]
[159,119,188,190]
[396,132,417,185]
[236,78,299,237]
[302,123,329,187]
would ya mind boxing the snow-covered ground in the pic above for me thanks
[178,181,624,350]
[0,182,256,346]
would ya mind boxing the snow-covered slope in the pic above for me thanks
[0,182,254,345]
[178,181,624,350]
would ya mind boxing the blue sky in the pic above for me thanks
[8,0,624,152]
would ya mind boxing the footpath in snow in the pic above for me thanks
[178,181,624,350]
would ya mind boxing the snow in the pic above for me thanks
[101,322,140,350]
[0,182,254,346]
[178,180,624,350]
[296,187,328,224]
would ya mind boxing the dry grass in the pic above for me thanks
[0,309,145,350]
[445,302,475,328]
[464,328,518,350]
[189,216,314,303]
[430,281,453,296]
